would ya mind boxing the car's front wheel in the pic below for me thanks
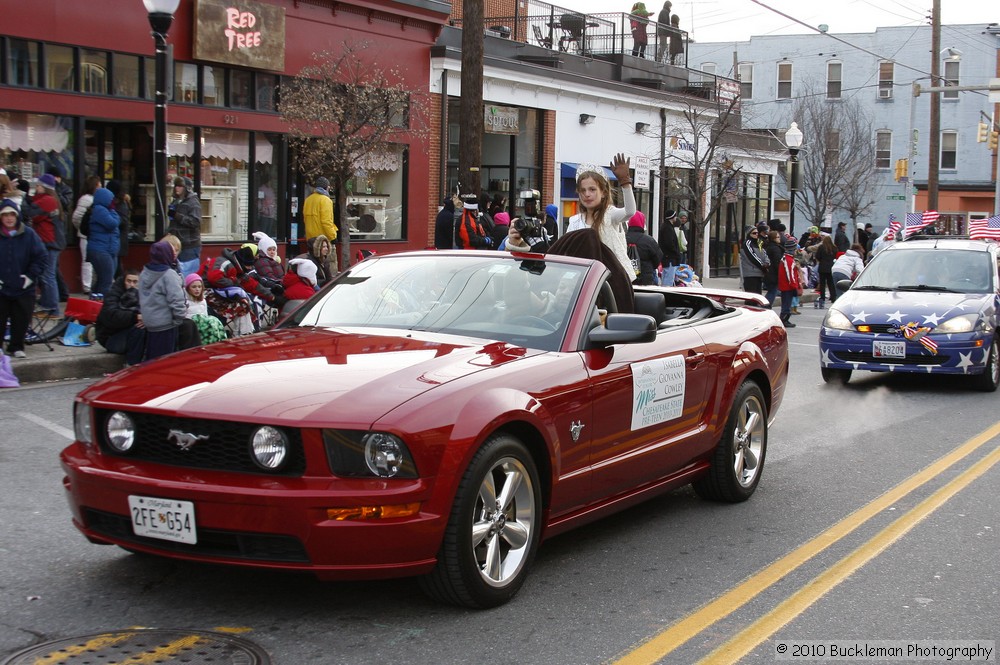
[821,367,852,385]
[693,380,767,502]
[973,337,1000,392]
[419,433,542,608]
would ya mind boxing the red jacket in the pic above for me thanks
[27,191,61,247]
[281,270,316,301]
[777,254,800,292]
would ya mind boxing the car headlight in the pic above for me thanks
[106,411,136,453]
[74,402,92,446]
[250,426,288,470]
[323,430,418,479]
[823,308,854,331]
[933,313,979,334]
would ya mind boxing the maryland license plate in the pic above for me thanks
[873,340,906,359]
[128,495,197,545]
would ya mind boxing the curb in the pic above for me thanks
[11,348,124,385]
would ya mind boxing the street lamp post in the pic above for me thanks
[144,0,180,238]
[785,122,803,236]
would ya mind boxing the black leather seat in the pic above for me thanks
[633,291,667,326]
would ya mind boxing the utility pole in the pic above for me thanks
[458,0,484,198]
[926,0,941,211]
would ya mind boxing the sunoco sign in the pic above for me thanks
[484,105,519,135]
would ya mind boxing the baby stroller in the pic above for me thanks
[201,248,277,336]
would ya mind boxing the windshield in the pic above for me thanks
[281,255,587,351]
[853,248,994,294]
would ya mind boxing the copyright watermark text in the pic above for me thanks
[775,640,995,661]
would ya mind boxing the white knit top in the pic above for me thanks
[566,186,637,278]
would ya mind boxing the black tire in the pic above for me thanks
[973,337,1000,392]
[821,367,852,385]
[25,319,69,344]
[419,433,542,608]
[693,381,767,502]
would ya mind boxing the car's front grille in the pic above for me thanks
[83,508,310,563]
[861,324,902,334]
[95,410,305,475]
[833,351,950,366]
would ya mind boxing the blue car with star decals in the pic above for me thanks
[819,237,1000,390]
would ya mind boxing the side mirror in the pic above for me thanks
[588,313,657,346]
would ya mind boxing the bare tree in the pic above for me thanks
[786,83,878,231]
[281,42,429,269]
[656,91,748,275]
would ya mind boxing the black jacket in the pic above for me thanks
[96,277,141,346]
[626,227,664,285]
[434,200,456,250]
[658,221,681,265]
[763,240,783,286]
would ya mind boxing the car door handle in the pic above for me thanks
[686,351,705,367]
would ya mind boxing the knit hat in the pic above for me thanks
[808,226,819,234]
[35,173,57,190]
[289,258,318,287]
[148,240,175,266]
[184,273,203,289]
[106,179,123,198]
[783,236,798,253]
[253,231,276,254]
[628,211,646,228]
[315,177,330,190]
[0,198,19,216]
[173,176,193,190]
[494,212,510,226]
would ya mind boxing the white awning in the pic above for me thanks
[0,113,69,153]
[148,126,272,164]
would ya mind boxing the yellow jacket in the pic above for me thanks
[303,190,337,241]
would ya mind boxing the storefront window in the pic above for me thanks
[174,62,198,103]
[257,73,277,111]
[230,69,252,109]
[8,40,39,87]
[254,133,280,239]
[46,44,74,91]
[80,50,109,95]
[199,128,250,240]
[345,145,406,241]
[0,112,73,191]
[113,54,141,98]
[203,65,223,107]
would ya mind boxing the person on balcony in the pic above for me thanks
[630,2,654,58]
[655,1,672,62]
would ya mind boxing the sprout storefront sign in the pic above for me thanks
[484,105,519,135]
[193,0,286,71]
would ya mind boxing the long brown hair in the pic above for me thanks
[576,171,612,230]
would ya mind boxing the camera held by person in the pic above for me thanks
[505,190,551,253]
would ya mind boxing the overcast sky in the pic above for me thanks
[568,0,998,44]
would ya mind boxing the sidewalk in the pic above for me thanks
[7,278,815,386]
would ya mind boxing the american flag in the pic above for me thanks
[903,210,939,238]
[886,213,901,240]
[969,215,1000,240]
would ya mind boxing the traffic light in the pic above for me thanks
[978,122,990,143]
[894,158,908,182]
[990,130,999,151]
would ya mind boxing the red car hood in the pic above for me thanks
[80,328,537,428]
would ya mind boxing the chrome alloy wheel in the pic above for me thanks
[471,456,536,587]
[733,393,765,488]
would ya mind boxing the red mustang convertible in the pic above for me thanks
[61,250,788,607]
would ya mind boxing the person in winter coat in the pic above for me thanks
[25,173,64,318]
[71,175,101,295]
[833,222,850,253]
[831,243,865,300]
[0,199,47,358]
[811,235,838,307]
[138,240,187,361]
[283,258,319,301]
[296,235,333,287]
[84,188,120,297]
[183,273,227,344]
[434,194,458,250]
[544,204,560,240]
[491,211,511,249]
[106,179,131,271]
[762,229,784,306]
[455,195,492,249]
[95,269,146,367]
[167,176,203,277]
[625,211,663,285]
[303,177,337,272]
[777,235,801,328]
[252,232,284,287]
[739,225,769,294]
[658,210,682,287]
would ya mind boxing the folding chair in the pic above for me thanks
[532,24,553,49]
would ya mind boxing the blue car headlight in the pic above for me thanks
[323,430,418,479]
[933,313,980,334]
[823,309,854,331]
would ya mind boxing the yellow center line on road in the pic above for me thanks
[612,420,1000,665]
[702,440,1000,664]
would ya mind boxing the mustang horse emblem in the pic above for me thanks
[167,429,209,451]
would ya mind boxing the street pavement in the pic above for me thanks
[5,275,813,385]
